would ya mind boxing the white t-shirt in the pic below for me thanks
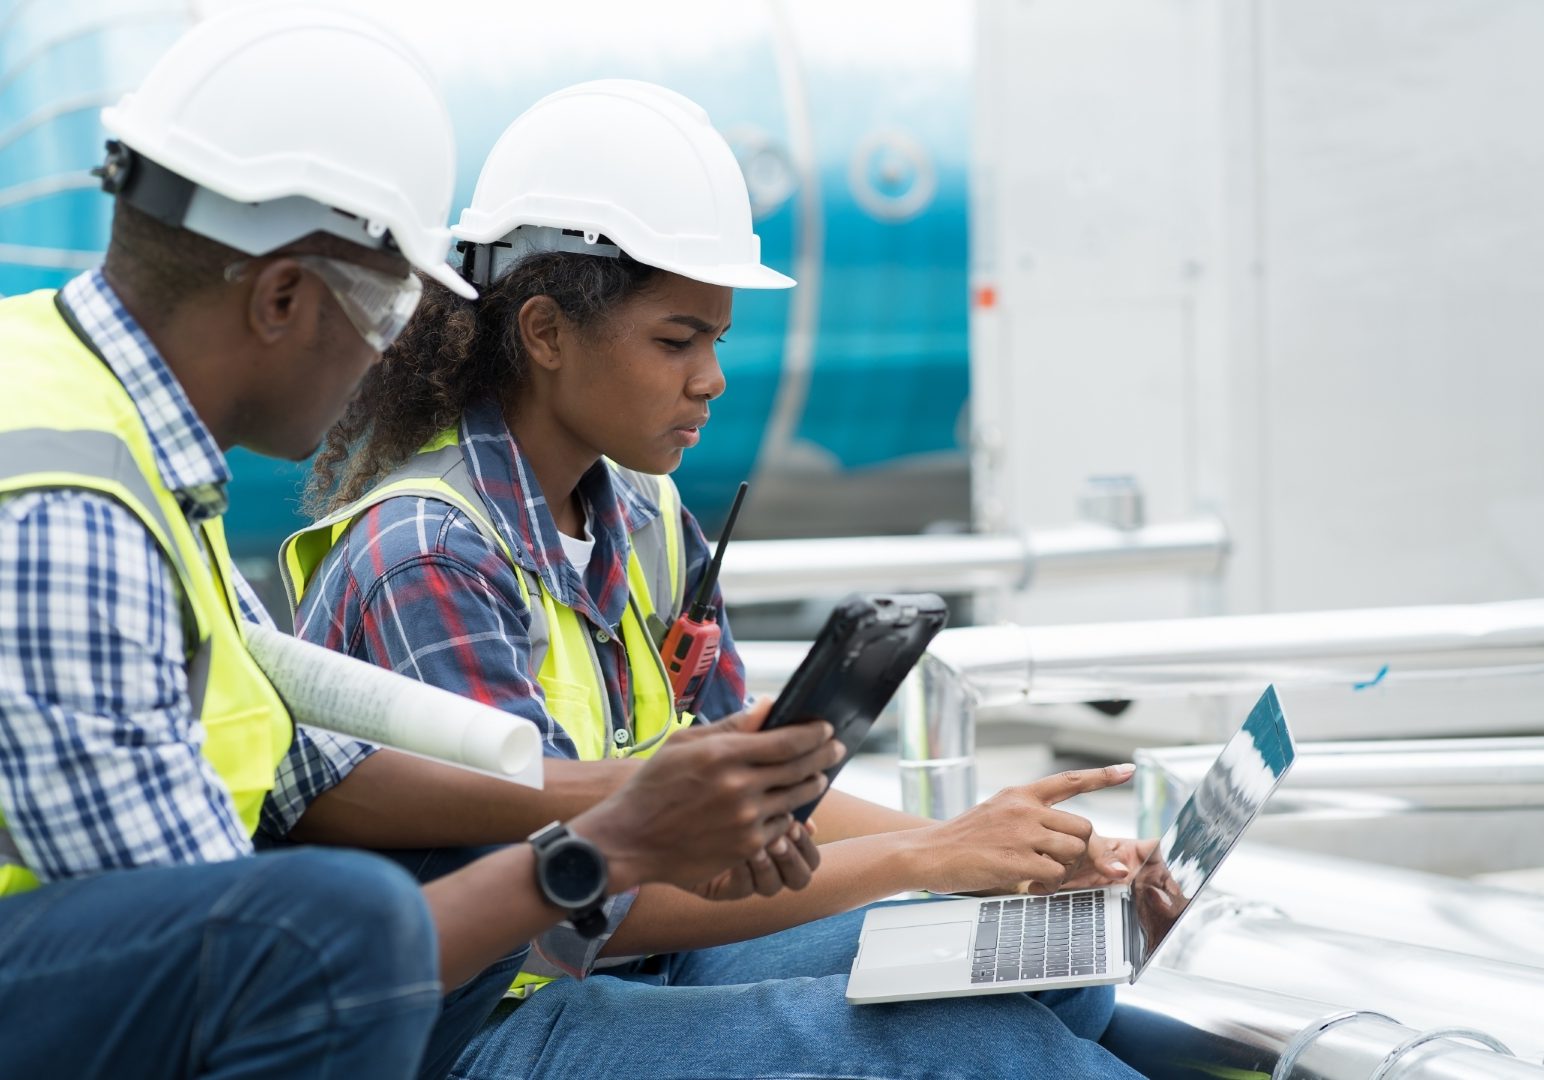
[559,520,597,575]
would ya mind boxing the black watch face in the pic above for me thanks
[545,842,604,906]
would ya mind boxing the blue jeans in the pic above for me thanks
[374,845,531,1079]
[451,902,1143,1079]
[0,847,443,1079]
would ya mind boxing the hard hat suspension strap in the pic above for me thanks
[95,140,400,261]
[459,225,623,288]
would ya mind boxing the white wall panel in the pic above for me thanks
[1259,0,1544,608]
[973,0,1224,624]
[973,0,1544,737]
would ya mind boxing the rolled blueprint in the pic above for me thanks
[244,622,543,787]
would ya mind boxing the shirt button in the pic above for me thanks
[612,728,632,748]
[594,628,611,644]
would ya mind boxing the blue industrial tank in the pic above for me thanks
[0,0,970,555]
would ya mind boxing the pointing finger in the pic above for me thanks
[1029,763,1136,805]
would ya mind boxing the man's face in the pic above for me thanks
[242,248,409,461]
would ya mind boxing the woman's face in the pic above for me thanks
[553,270,733,475]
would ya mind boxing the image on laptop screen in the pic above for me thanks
[1127,686,1294,977]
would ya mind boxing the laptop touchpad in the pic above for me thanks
[861,922,972,968]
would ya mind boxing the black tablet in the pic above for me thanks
[761,593,948,822]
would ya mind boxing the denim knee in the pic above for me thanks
[1035,981,1117,1042]
[235,847,439,993]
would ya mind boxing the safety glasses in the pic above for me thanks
[224,254,423,351]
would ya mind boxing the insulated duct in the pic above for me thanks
[1106,968,1544,1079]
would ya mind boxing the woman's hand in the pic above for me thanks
[570,698,841,897]
[1060,832,1155,890]
[900,764,1137,896]
[689,817,822,901]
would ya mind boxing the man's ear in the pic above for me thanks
[517,295,567,372]
[246,258,308,345]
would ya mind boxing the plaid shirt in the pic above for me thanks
[293,399,747,974]
[293,398,747,752]
[0,270,374,882]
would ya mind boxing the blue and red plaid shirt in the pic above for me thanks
[292,399,747,977]
[292,399,747,754]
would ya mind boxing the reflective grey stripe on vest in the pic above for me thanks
[0,428,197,586]
[351,444,562,675]
[368,443,520,571]
[609,464,687,615]
[0,826,24,867]
[0,427,209,703]
[355,446,684,685]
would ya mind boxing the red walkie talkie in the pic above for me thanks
[661,481,748,710]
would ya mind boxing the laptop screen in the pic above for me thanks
[1127,685,1295,978]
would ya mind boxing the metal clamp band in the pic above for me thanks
[1367,1026,1514,1080]
[1273,1010,1399,1080]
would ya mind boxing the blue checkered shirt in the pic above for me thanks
[0,270,374,882]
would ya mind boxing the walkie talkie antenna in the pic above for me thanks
[689,481,748,620]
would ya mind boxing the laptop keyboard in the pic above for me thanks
[970,892,1107,984]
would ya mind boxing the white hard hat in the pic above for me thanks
[453,79,794,291]
[100,5,474,299]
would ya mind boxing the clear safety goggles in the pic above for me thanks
[225,254,422,351]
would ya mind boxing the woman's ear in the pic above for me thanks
[517,295,566,372]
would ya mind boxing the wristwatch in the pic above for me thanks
[529,821,609,939]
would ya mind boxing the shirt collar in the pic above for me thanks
[458,399,660,624]
[59,269,231,520]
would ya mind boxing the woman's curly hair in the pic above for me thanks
[304,249,660,516]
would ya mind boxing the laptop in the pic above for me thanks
[846,685,1294,1004]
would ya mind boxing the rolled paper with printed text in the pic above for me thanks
[244,622,543,787]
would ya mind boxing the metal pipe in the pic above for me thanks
[1136,737,1544,874]
[938,599,1544,706]
[741,601,1544,704]
[717,516,1228,603]
[1159,897,1544,1063]
[1210,845,1544,973]
[1106,968,1544,1079]
[742,603,1544,816]
[871,600,1544,817]
[1139,735,1544,822]
[737,640,811,700]
[895,653,975,823]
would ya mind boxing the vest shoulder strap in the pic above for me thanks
[605,463,687,618]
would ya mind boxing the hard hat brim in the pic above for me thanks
[653,260,796,291]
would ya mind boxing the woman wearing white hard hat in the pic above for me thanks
[288,80,1145,1079]
[0,4,852,1074]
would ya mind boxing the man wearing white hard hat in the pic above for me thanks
[0,12,838,1079]
[289,79,1144,1079]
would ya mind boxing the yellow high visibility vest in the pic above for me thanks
[280,426,695,997]
[0,291,294,896]
[279,426,692,762]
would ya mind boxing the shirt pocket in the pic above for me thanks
[538,676,606,761]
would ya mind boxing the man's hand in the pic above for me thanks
[568,699,841,896]
[900,764,1137,896]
